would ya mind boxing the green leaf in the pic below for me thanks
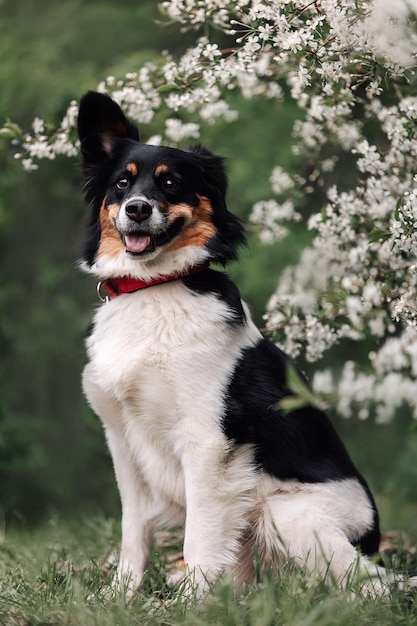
[157,83,177,93]
[275,362,332,415]
[369,229,391,244]
[278,396,309,413]
[286,362,311,399]
[0,121,23,140]
[394,196,403,222]
[275,362,319,414]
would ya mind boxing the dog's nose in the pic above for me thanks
[125,200,152,222]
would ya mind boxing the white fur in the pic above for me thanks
[83,269,394,598]
[84,279,260,593]
[252,476,386,593]
[116,195,166,234]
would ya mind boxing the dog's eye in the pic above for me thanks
[162,177,179,192]
[116,177,129,190]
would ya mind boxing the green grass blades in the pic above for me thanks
[0,517,417,626]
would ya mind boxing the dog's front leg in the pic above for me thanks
[105,426,154,598]
[180,442,257,595]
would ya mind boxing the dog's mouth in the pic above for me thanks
[124,233,154,255]
[121,218,185,257]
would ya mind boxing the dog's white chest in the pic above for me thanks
[83,281,259,504]
[85,282,245,399]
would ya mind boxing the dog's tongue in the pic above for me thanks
[124,234,151,253]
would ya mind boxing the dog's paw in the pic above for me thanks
[110,560,145,601]
[397,575,417,596]
[176,564,223,601]
[166,568,186,588]
[166,565,215,601]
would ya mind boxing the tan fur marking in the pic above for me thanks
[166,196,216,251]
[155,164,169,177]
[126,163,138,176]
[97,200,124,259]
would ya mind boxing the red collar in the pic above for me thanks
[97,262,210,301]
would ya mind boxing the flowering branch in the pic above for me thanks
[4,0,417,422]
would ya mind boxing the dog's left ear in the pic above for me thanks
[186,144,246,265]
[186,144,228,198]
[77,91,140,164]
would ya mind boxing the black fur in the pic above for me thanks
[77,92,245,267]
[183,268,247,325]
[222,338,380,554]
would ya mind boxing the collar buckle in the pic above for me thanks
[96,281,109,303]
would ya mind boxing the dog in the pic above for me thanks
[77,90,399,599]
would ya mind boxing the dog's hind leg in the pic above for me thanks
[262,482,389,596]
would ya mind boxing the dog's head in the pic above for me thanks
[77,91,245,280]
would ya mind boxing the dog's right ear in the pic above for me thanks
[77,91,140,165]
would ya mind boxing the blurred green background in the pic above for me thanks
[0,0,416,534]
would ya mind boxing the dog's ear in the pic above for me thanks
[77,91,140,164]
[186,144,228,198]
[186,144,246,265]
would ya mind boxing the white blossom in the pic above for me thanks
[269,166,294,195]
[32,117,44,134]
[6,0,417,423]
[165,118,200,142]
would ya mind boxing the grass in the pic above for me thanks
[1,515,417,626]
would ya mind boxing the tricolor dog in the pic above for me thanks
[77,91,401,598]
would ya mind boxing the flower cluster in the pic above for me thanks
[265,93,417,419]
[5,0,417,422]
[6,100,79,171]
[250,166,300,243]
